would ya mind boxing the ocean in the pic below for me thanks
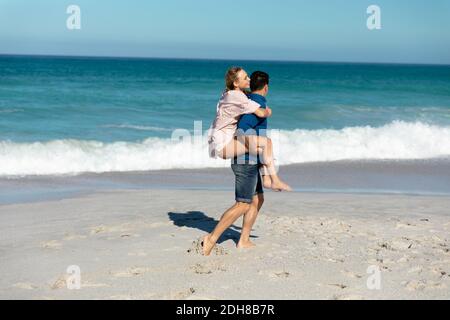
[1,55,450,177]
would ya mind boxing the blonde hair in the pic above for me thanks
[225,66,243,92]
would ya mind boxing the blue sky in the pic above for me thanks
[0,0,449,64]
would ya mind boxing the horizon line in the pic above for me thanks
[1,53,449,67]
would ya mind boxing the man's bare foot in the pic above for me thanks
[271,179,292,192]
[237,239,256,249]
[262,176,272,189]
[201,235,215,256]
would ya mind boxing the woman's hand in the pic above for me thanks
[254,106,273,118]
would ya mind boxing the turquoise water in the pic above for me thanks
[1,55,450,176]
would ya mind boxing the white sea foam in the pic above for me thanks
[273,120,450,164]
[1,121,450,177]
[101,124,174,132]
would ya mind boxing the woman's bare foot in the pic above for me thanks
[201,235,215,256]
[237,239,256,249]
[271,178,292,192]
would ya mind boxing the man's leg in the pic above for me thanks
[237,193,264,249]
[202,164,258,256]
[238,170,264,249]
[202,201,250,256]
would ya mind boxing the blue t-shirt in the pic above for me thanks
[233,93,268,165]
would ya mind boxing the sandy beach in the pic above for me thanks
[1,185,449,300]
[2,0,450,303]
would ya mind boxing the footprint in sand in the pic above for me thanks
[342,270,363,279]
[191,261,227,275]
[63,233,88,241]
[187,238,228,256]
[325,256,346,263]
[12,282,38,290]
[50,274,107,290]
[431,267,448,278]
[395,222,418,230]
[89,224,141,240]
[391,239,414,251]
[377,238,413,252]
[90,224,130,235]
[53,279,109,289]
[41,240,63,250]
[258,269,292,279]
[407,266,423,274]
[90,225,109,235]
[397,256,412,263]
[402,279,446,291]
[51,274,69,289]
[328,283,348,290]
[111,266,153,278]
[273,271,291,278]
[90,222,169,237]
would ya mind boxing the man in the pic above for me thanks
[202,71,270,256]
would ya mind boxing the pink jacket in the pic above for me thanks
[208,90,261,158]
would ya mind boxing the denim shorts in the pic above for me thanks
[231,164,264,204]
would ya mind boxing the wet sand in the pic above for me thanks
[1,159,450,205]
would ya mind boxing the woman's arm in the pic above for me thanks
[232,91,272,117]
[254,106,272,118]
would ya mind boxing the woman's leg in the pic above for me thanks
[218,138,248,160]
[219,137,274,189]
[218,136,292,192]
[244,136,292,192]
[219,136,274,168]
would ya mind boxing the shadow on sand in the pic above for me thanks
[168,211,258,244]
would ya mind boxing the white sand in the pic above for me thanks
[0,189,449,300]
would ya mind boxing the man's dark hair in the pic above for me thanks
[250,71,269,92]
